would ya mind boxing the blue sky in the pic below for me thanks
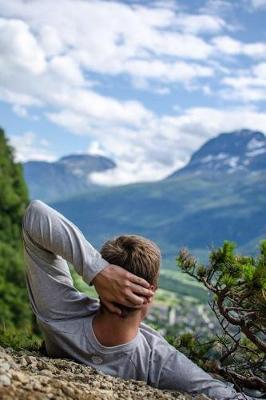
[0,0,266,184]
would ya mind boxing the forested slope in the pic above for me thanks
[0,127,31,334]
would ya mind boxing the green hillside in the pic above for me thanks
[0,127,31,331]
[52,170,266,261]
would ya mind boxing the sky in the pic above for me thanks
[1,0,266,185]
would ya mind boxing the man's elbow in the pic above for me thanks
[22,199,44,233]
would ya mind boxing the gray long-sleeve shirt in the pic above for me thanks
[22,200,252,399]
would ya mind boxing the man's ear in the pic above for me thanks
[147,285,157,303]
[150,284,157,292]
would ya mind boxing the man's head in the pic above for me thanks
[100,235,161,318]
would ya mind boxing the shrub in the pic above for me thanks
[175,241,266,394]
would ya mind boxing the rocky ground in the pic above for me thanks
[0,346,210,400]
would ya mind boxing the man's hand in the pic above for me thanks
[92,264,154,315]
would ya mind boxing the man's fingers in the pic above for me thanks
[124,292,146,307]
[103,297,142,310]
[102,300,121,315]
[129,283,154,297]
[128,273,150,288]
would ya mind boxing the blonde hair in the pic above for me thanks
[100,235,161,287]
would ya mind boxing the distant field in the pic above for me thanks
[154,287,201,307]
[159,269,208,303]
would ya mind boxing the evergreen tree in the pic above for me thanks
[0,127,31,330]
[176,241,266,395]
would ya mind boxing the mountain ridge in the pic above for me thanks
[23,129,266,262]
[23,129,266,203]
[23,153,116,203]
[168,129,266,178]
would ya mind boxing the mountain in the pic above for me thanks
[50,129,266,265]
[23,154,116,203]
[169,129,266,177]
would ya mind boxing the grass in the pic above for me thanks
[159,269,208,303]
[154,287,199,307]
[0,326,42,352]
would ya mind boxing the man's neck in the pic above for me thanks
[92,309,141,347]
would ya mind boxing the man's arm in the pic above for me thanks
[22,200,152,319]
[158,347,254,399]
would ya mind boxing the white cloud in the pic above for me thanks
[225,87,266,102]
[244,43,266,58]
[212,35,241,54]
[81,106,266,185]
[201,0,235,15]
[174,14,226,34]
[49,56,84,85]
[0,0,262,113]
[1,0,266,185]
[123,59,214,83]
[0,0,215,91]
[221,62,266,102]
[87,140,108,157]
[12,104,28,117]
[38,25,65,56]
[90,158,184,186]
[0,88,42,107]
[47,90,153,129]
[0,0,218,135]
[0,15,154,132]
[9,132,56,162]
[253,62,266,78]
[0,18,46,74]
[47,110,89,134]
[213,35,266,58]
[250,0,266,9]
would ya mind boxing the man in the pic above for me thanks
[22,200,252,399]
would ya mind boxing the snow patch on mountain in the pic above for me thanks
[246,148,266,157]
[225,156,239,169]
[168,129,266,179]
[200,153,228,164]
[246,137,265,151]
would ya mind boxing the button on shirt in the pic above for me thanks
[91,356,103,365]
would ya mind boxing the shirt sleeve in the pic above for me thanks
[158,347,254,400]
[22,199,109,321]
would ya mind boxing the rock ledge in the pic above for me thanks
[0,346,210,399]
